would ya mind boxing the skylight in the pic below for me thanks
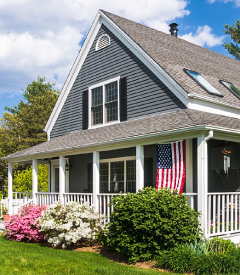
[220,80,240,99]
[184,69,223,97]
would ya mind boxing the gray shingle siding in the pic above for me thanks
[52,24,186,139]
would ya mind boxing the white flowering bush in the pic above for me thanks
[36,201,105,249]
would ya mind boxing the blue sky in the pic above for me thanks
[0,0,239,118]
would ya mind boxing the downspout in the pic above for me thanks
[204,130,213,143]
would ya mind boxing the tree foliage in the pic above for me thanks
[0,77,58,187]
[12,164,48,193]
[223,19,240,60]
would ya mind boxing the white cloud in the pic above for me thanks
[207,0,240,6]
[180,25,224,47]
[0,0,190,96]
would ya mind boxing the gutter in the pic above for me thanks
[4,124,240,163]
[188,93,240,111]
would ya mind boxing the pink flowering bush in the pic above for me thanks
[5,204,47,242]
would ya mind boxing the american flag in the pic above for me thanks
[156,140,185,194]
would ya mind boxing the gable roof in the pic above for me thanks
[101,10,240,107]
[44,10,240,139]
[4,109,240,162]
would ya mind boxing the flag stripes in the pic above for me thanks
[156,140,185,194]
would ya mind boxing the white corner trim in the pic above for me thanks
[44,10,190,140]
[44,13,102,140]
[187,95,240,119]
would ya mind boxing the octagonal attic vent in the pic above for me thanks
[96,34,110,51]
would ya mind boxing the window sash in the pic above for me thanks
[99,157,136,193]
[89,77,120,128]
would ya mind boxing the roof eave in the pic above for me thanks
[4,124,240,163]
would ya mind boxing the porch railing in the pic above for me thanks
[0,199,8,218]
[207,192,240,237]
[184,193,198,210]
[98,193,127,224]
[63,193,93,205]
[36,192,59,205]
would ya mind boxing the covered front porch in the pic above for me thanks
[3,110,240,241]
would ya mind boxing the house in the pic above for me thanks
[2,10,240,241]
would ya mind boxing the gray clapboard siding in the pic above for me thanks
[50,24,186,139]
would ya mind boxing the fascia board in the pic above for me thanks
[45,10,190,140]
[44,13,102,139]
[188,95,240,119]
[99,11,189,106]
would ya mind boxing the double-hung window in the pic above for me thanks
[89,77,120,128]
[99,157,136,193]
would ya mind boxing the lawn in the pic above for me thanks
[0,235,178,275]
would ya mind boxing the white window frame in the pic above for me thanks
[88,76,120,129]
[100,156,136,193]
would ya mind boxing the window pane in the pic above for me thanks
[222,81,240,98]
[100,163,109,193]
[105,81,118,103]
[110,161,124,192]
[106,101,118,122]
[92,86,103,106]
[186,70,222,96]
[92,105,103,125]
[126,160,136,193]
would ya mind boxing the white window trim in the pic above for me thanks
[88,76,120,129]
[100,156,136,193]
[95,34,111,51]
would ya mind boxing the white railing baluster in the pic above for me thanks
[235,195,238,231]
[222,195,225,233]
[208,195,211,235]
[227,195,229,233]
[213,195,216,234]
[231,195,234,232]
[217,195,220,233]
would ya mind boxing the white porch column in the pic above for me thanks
[186,139,193,193]
[93,151,100,213]
[8,162,13,215]
[59,156,65,203]
[32,159,38,204]
[136,145,144,192]
[197,131,213,236]
[48,163,51,192]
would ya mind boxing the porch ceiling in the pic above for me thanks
[3,109,240,163]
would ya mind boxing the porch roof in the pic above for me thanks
[3,109,240,162]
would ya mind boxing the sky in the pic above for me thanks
[0,0,239,118]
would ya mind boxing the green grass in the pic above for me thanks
[0,235,178,275]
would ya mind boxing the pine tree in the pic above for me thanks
[223,19,240,61]
[0,77,59,184]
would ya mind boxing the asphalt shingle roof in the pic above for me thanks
[101,10,240,108]
[4,109,240,160]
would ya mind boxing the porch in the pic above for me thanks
[3,125,240,241]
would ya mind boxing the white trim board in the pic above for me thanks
[44,10,189,140]
[43,10,240,139]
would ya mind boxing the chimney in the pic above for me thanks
[169,23,178,37]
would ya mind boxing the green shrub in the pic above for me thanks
[156,240,240,274]
[207,237,236,255]
[100,187,201,263]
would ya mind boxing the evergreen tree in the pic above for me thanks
[223,19,240,61]
[0,77,59,186]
